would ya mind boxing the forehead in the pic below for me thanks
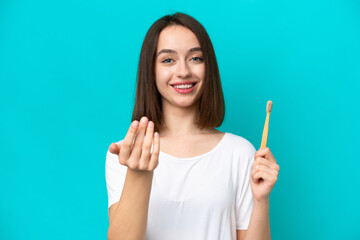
[157,25,201,51]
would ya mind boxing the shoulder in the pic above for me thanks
[224,132,257,156]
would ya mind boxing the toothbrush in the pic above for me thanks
[260,100,273,149]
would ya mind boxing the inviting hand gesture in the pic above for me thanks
[108,116,160,172]
[250,147,280,203]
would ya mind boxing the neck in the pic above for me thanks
[160,100,203,138]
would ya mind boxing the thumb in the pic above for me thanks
[109,143,121,155]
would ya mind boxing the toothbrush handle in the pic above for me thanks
[260,112,270,149]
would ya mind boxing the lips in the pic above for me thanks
[170,81,198,94]
[170,81,198,86]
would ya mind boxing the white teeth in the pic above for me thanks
[173,84,195,89]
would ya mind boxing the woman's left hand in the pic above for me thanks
[250,147,280,203]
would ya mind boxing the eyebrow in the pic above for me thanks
[157,47,202,57]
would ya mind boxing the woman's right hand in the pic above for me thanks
[108,116,160,172]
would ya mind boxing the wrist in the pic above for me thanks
[253,198,270,206]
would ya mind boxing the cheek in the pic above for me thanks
[156,67,173,84]
[155,68,171,93]
[193,64,205,80]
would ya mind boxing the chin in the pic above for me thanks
[174,100,198,108]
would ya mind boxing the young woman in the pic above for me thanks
[105,12,280,240]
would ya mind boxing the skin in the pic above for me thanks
[154,25,210,138]
[154,25,224,157]
[108,25,280,240]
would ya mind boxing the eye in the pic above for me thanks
[191,57,203,62]
[162,58,173,63]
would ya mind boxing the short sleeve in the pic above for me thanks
[235,142,256,230]
[105,140,128,208]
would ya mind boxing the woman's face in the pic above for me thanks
[155,25,205,109]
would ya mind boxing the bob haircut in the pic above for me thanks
[131,12,225,133]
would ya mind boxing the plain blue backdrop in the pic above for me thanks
[1,0,359,239]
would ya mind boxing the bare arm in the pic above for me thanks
[107,117,160,240]
[237,230,247,240]
[242,200,271,240]
[108,169,154,240]
[241,147,280,240]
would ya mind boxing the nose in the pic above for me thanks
[176,59,191,78]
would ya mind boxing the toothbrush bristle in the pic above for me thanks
[267,100,273,112]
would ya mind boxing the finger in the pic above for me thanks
[255,148,277,163]
[253,156,272,169]
[131,116,149,159]
[120,120,139,160]
[139,120,154,168]
[255,147,269,157]
[253,157,279,171]
[109,143,121,155]
[148,132,160,170]
[252,164,278,177]
[265,150,276,163]
[253,169,277,184]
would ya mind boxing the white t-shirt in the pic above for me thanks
[105,132,256,240]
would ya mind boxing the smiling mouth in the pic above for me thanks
[170,82,198,89]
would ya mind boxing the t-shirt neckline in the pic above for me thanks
[159,132,228,161]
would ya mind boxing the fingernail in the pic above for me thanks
[141,117,148,124]
[148,121,154,128]
[132,121,139,128]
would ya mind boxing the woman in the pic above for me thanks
[106,12,280,240]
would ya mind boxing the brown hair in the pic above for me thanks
[131,12,225,133]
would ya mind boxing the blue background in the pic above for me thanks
[1,0,359,239]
